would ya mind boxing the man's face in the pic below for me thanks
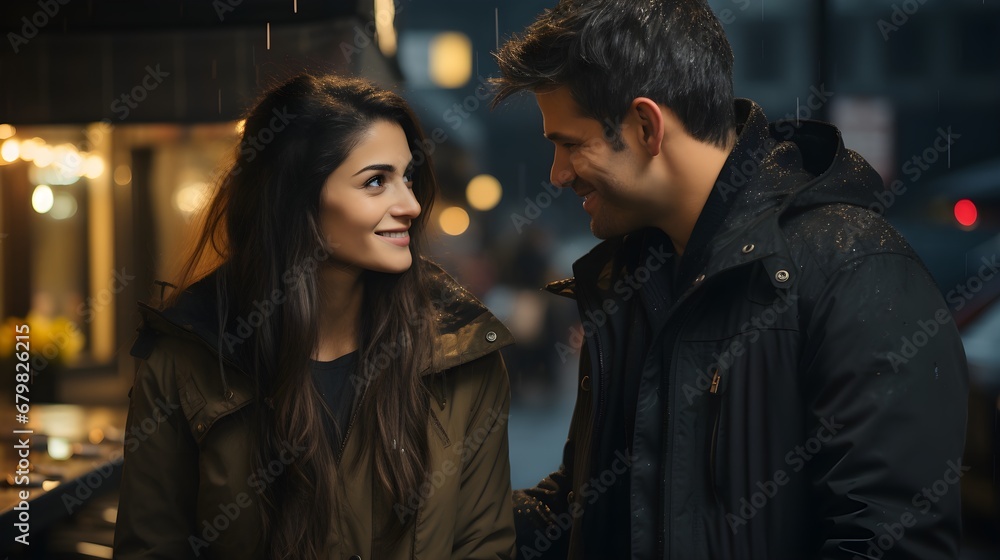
[535,86,657,239]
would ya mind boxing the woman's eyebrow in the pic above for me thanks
[353,163,396,176]
[353,159,416,176]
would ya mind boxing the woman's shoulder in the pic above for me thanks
[129,295,256,421]
[419,259,515,374]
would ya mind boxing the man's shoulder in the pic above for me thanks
[781,202,921,279]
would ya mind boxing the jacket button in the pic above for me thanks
[196,423,205,433]
[742,243,755,254]
[774,269,790,283]
[693,273,706,285]
[580,375,590,391]
[485,331,498,343]
[567,491,575,504]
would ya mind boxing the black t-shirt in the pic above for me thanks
[310,350,358,458]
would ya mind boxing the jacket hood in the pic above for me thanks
[724,97,884,220]
[131,258,513,389]
[546,98,885,298]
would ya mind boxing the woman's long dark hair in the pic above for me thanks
[165,74,439,559]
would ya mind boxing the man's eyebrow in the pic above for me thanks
[543,132,583,144]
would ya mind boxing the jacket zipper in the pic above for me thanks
[339,381,368,459]
[708,368,723,505]
[577,287,609,447]
[658,294,700,560]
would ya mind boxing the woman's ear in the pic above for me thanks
[631,97,665,157]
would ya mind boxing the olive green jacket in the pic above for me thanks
[113,264,516,559]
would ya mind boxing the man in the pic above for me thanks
[492,1,969,559]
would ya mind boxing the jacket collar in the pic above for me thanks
[134,258,513,382]
[545,97,883,299]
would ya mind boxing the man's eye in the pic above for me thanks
[562,143,577,150]
[364,175,386,188]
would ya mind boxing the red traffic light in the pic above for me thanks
[954,199,978,227]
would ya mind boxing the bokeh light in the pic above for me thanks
[466,174,503,211]
[32,185,54,213]
[439,206,470,236]
[429,32,472,88]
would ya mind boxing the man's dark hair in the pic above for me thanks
[492,0,735,149]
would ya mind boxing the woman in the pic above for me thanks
[113,74,516,560]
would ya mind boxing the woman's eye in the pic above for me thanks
[364,175,386,189]
[402,170,414,187]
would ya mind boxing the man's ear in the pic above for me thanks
[632,97,665,157]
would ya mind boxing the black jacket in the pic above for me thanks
[513,99,969,560]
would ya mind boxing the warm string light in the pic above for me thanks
[3,133,105,219]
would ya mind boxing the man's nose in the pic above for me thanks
[550,152,576,189]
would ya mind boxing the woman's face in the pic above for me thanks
[319,120,421,274]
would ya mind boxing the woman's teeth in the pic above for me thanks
[377,231,408,238]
